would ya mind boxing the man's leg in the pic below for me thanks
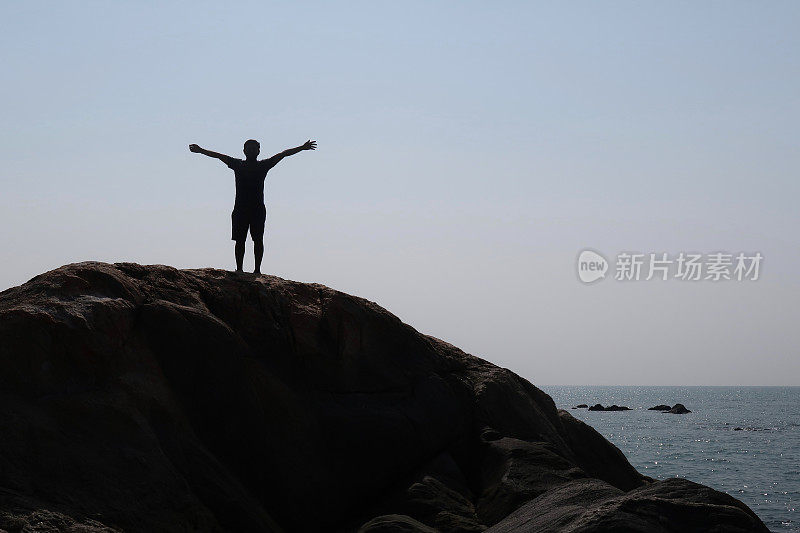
[254,238,264,275]
[235,240,245,272]
[252,205,266,275]
[232,209,247,272]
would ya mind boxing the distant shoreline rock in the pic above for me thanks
[573,404,588,409]
[647,403,691,414]
[666,403,691,414]
[588,404,631,412]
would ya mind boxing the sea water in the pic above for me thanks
[541,386,799,533]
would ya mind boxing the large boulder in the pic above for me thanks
[0,262,767,532]
[486,477,766,532]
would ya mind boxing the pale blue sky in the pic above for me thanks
[2,2,799,384]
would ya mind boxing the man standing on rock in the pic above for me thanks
[189,139,316,274]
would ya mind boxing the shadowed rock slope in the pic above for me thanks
[0,262,767,532]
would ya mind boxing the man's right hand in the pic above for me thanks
[189,144,201,153]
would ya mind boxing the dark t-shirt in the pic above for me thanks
[226,157,278,210]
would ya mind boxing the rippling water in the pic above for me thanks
[541,386,799,533]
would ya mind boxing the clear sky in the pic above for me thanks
[2,2,798,385]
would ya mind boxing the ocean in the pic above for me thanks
[540,386,799,533]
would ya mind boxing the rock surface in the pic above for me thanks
[649,404,672,411]
[667,403,692,414]
[0,263,767,532]
[587,404,631,412]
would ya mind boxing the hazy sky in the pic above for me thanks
[2,2,798,385]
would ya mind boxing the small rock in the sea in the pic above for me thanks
[666,403,691,414]
[573,404,588,409]
[588,403,630,411]
[649,404,672,411]
[734,427,743,431]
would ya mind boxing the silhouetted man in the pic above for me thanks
[189,139,316,274]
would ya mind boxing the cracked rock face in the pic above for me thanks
[0,262,768,532]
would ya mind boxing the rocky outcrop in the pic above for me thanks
[668,403,692,414]
[0,263,766,532]
[587,403,631,411]
[649,403,690,413]
[572,404,588,409]
[486,477,766,532]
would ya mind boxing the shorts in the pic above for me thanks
[231,205,266,242]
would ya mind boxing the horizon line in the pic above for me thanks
[538,384,800,388]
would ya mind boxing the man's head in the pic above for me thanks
[243,139,260,159]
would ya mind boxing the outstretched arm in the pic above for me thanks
[189,144,236,166]
[267,140,316,165]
